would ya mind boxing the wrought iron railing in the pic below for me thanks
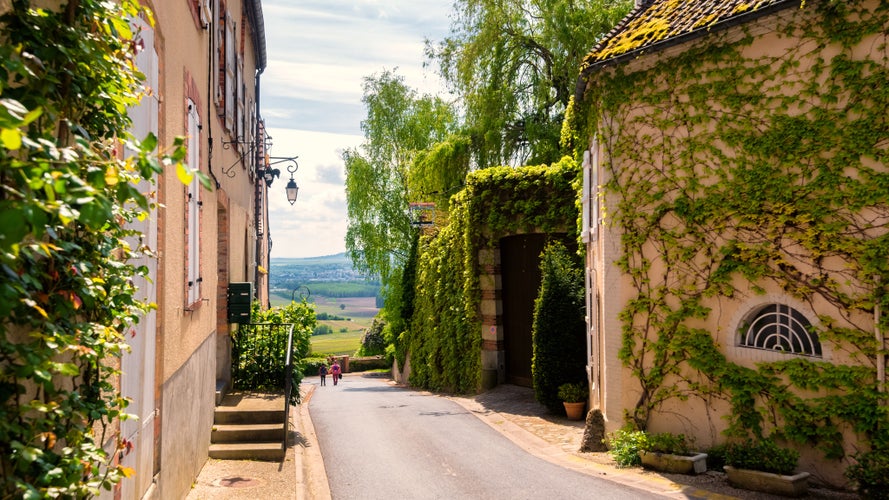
[231,322,296,392]
[231,322,299,446]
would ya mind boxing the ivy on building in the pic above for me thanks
[0,1,199,497]
[569,0,889,468]
[405,158,579,393]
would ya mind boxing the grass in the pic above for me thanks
[270,294,379,356]
[310,330,363,356]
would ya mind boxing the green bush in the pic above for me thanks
[302,357,329,377]
[313,324,333,336]
[532,241,587,414]
[557,382,588,403]
[608,429,647,467]
[357,318,386,356]
[644,432,691,456]
[349,356,391,372]
[724,439,799,475]
[846,449,889,500]
[706,443,727,472]
[232,301,316,402]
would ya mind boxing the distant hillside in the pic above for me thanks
[272,252,352,267]
[269,253,381,299]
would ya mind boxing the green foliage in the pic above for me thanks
[0,0,200,496]
[644,432,691,456]
[557,382,587,403]
[316,312,346,321]
[384,230,420,370]
[357,318,386,356]
[705,443,728,472]
[428,0,633,167]
[407,159,579,393]
[343,70,458,289]
[607,429,647,467]
[313,324,333,336]
[571,0,889,466]
[233,301,316,402]
[301,357,329,377]
[724,440,799,476]
[532,241,586,413]
[845,448,889,499]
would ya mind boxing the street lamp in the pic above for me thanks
[285,163,299,205]
[263,156,299,205]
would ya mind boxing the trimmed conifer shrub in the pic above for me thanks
[532,241,587,414]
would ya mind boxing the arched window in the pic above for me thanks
[739,304,821,357]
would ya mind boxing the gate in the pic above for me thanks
[500,234,548,387]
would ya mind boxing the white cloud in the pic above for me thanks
[261,0,452,258]
[266,128,361,258]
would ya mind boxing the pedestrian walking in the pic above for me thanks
[318,364,328,386]
[330,360,342,386]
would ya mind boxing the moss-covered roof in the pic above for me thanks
[581,0,800,70]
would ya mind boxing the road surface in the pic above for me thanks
[308,375,663,500]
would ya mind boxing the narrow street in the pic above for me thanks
[308,375,663,500]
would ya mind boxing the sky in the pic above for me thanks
[260,0,453,259]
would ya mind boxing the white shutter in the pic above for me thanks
[121,15,158,500]
[225,13,236,131]
[187,100,202,304]
[214,0,224,108]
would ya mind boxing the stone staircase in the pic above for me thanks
[209,392,287,461]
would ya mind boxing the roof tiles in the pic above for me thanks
[582,0,799,68]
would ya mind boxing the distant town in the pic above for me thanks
[269,253,381,301]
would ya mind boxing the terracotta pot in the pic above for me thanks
[639,451,707,475]
[724,466,810,497]
[563,401,586,420]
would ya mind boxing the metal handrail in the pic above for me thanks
[283,323,295,449]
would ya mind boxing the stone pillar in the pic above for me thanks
[479,247,504,389]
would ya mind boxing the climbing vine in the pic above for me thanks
[575,0,889,468]
[407,158,579,393]
[0,1,198,497]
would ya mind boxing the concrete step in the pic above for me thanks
[213,406,285,425]
[211,423,285,443]
[208,442,285,461]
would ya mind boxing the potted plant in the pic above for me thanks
[723,439,810,497]
[638,432,708,475]
[557,382,587,420]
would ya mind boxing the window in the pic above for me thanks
[214,0,224,108]
[739,304,821,356]
[224,12,236,132]
[581,144,599,243]
[186,99,202,305]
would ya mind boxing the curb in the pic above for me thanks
[446,397,739,500]
[296,383,332,500]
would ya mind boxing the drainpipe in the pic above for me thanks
[204,5,219,189]
[253,68,265,307]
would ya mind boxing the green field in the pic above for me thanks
[270,294,378,356]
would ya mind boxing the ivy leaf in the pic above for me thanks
[1,127,22,150]
[175,162,193,186]
[0,208,28,250]
[139,132,157,153]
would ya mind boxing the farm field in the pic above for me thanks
[271,293,378,356]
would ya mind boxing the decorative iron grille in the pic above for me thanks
[740,304,822,357]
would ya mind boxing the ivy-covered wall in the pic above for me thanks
[406,158,579,393]
[576,0,889,484]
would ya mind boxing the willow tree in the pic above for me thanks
[343,70,459,288]
[428,0,632,168]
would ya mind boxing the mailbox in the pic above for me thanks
[227,282,254,324]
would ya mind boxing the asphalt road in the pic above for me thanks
[308,375,663,500]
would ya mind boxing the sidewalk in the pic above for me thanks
[187,374,786,499]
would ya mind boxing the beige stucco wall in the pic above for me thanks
[585,2,884,487]
[148,0,264,497]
